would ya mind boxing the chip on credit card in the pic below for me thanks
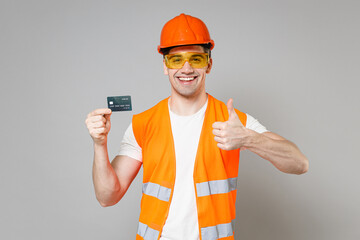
[107,96,132,111]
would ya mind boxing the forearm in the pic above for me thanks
[245,131,309,174]
[92,142,121,207]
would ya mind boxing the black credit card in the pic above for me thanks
[107,96,132,111]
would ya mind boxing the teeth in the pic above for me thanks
[178,77,195,81]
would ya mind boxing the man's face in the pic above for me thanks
[163,45,212,98]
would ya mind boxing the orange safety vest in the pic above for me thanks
[133,94,247,240]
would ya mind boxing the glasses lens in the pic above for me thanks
[189,54,207,68]
[165,52,208,69]
[167,55,185,69]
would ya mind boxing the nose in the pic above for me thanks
[180,61,194,74]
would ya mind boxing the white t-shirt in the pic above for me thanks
[117,99,269,240]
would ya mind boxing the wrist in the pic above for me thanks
[243,129,261,149]
[94,141,107,150]
[93,141,110,164]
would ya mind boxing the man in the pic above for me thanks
[85,13,308,240]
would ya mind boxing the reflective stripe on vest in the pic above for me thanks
[201,219,236,240]
[137,222,160,240]
[196,178,237,197]
[142,182,172,202]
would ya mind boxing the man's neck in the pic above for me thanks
[169,92,208,116]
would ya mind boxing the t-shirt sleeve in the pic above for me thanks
[117,122,143,162]
[245,113,270,134]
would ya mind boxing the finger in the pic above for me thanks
[212,121,225,130]
[87,115,107,124]
[88,108,112,117]
[90,127,106,135]
[212,128,223,137]
[104,111,112,121]
[93,127,106,134]
[226,98,237,121]
[104,112,111,129]
[92,121,105,128]
[214,136,226,144]
[86,122,104,131]
[217,143,228,151]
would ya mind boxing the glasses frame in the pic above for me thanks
[164,52,210,69]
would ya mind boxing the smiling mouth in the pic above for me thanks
[177,76,198,84]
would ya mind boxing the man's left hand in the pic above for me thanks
[212,98,251,151]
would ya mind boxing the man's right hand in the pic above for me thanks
[85,108,112,145]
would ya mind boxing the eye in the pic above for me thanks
[191,57,202,62]
[170,57,183,63]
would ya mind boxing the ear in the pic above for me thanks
[163,60,169,75]
[206,58,213,74]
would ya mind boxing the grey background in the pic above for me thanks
[1,0,359,239]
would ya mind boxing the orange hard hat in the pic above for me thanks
[158,13,215,54]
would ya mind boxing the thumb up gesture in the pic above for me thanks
[212,99,249,151]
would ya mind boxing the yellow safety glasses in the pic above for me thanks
[164,52,209,69]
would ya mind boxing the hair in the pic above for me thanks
[162,43,212,58]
